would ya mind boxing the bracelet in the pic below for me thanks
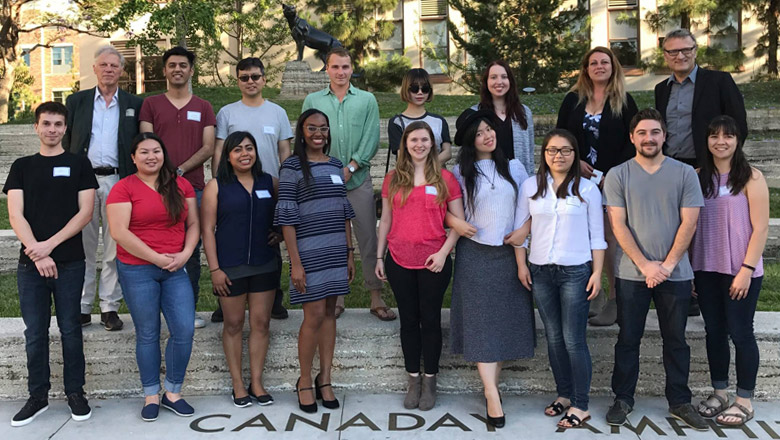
[209,267,220,273]
[742,263,756,272]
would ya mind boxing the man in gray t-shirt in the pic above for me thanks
[602,108,707,430]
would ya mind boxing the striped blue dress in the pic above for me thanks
[275,156,355,304]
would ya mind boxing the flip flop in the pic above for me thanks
[716,402,754,426]
[334,305,345,319]
[557,413,591,429]
[370,306,397,321]
[545,400,570,417]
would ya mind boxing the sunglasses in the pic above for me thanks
[409,84,431,94]
[238,74,263,83]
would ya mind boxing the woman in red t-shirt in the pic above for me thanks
[106,132,200,422]
[375,121,466,411]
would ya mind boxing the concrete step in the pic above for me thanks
[0,310,778,400]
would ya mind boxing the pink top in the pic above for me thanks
[690,173,763,277]
[382,170,462,269]
[107,175,196,265]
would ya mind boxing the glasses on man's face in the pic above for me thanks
[238,74,263,83]
[663,47,696,57]
[305,126,330,134]
[545,147,574,157]
[409,84,431,94]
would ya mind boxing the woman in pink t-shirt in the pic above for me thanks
[106,132,199,422]
[375,121,465,411]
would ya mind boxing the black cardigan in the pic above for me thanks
[555,91,638,174]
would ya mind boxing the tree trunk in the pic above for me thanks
[0,59,15,123]
[681,11,691,30]
[768,0,779,76]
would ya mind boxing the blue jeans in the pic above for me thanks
[612,278,692,408]
[18,260,86,398]
[117,261,194,395]
[530,262,592,411]
[185,189,203,306]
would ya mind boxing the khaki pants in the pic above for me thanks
[346,176,383,291]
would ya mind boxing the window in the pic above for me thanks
[710,10,740,52]
[420,0,448,74]
[378,2,404,59]
[52,89,71,104]
[21,46,33,67]
[51,46,73,74]
[608,8,639,66]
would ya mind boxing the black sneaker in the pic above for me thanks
[100,312,124,331]
[11,396,48,427]
[80,314,91,327]
[211,306,223,323]
[271,303,288,320]
[67,392,92,422]
[670,403,709,431]
[606,399,633,426]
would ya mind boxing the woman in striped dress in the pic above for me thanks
[275,109,356,414]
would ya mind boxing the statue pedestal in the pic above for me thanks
[279,61,330,98]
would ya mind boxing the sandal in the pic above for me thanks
[716,403,754,426]
[558,413,591,429]
[545,400,570,417]
[334,305,345,319]
[370,306,397,321]
[698,393,729,417]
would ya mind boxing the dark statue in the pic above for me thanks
[283,4,343,70]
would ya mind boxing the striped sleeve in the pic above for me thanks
[274,158,302,226]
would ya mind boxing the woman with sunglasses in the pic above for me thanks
[471,60,534,175]
[276,109,356,413]
[506,129,606,429]
[388,69,452,166]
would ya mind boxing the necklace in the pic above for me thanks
[476,162,497,190]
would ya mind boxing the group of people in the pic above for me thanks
[7,27,767,434]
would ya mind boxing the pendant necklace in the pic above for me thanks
[477,163,497,190]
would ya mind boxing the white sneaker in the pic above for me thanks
[194,316,206,329]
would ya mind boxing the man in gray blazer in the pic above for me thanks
[63,46,143,331]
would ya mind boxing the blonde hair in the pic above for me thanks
[388,121,448,207]
[570,46,627,118]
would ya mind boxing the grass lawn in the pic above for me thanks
[771,188,780,218]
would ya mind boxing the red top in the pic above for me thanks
[139,94,216,190]
[107,175,196,265]
[382,170,462,269]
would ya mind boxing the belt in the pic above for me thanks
[93,166,119,176]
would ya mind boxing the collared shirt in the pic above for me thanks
[665,64,698,160]
[301,84,380,191]
[517,174,607,266]
[88,88,120,168]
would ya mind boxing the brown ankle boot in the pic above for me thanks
[404,374,422,409]
[419,375,437,411]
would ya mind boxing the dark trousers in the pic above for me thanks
[694,271,762,398]
[612,278,692,407]
[385,252,451,375]
[18,260,87,398]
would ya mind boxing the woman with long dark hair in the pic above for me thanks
[506,129,606,429]
[472,60,534,175]
[201,131,281,408]
[276,109,356,413]
[106,132,199,421]
[691,116,768,426]
[447,109,534,428]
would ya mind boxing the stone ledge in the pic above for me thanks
[0,310,778,400]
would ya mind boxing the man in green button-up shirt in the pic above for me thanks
[302,48,396,322]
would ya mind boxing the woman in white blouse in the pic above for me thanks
[506,128,606,429]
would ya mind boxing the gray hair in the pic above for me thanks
[664,29,697,47]
[94,46,125,68]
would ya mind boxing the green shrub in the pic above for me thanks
[359,54,412,93]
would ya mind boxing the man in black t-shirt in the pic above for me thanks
[4,102,98,427]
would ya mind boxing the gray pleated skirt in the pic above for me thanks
[450,237,535,362]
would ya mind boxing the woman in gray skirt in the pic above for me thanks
[447,108,535,428]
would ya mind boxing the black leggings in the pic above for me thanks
[385,252,452,375]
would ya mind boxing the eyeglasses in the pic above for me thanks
[663,47,696,57]
[305,126,330,134]
[545,147,575,157]
[238,74,263,83]
[409,84,431,94]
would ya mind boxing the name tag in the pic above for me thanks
[425,185,438,196]
[255,190,272,199]
[718,185,732,197]
[187,111,201,122]
[330,174,343,185]
[589,169,604,185]
[53,167,71,177]
[263,125,275,134]
[125,108,135,118]
[566,196,581,207]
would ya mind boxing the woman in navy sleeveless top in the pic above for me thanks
[201,131,282,408]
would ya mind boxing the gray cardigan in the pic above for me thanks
[470,103,535,175]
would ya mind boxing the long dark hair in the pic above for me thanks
[533,129,583,202]
[293,109,332,184]
[699,115,752,198]
[131,132,184,225]
[457,116,517,215]
[216,131,264,184]
[479,60,528,130]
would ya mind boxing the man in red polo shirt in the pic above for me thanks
[139,46,216,329]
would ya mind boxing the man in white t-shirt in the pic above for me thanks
[210,57,293,322]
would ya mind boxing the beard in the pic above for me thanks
[637,142,661,158]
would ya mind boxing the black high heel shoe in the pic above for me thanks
[315,373,340,409]
[485,392,505,428]
[295,377,317,413]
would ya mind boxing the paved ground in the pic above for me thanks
[2,393,779,439]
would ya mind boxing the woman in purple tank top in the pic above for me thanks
[690,116,768,427]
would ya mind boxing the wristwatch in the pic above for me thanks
[176,167,184,177]
[347,164,356,173]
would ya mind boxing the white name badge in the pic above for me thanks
[263,125,275,134]
[125,108,135,118]
[53,167,71,177]
[425,185,438,196]
[187,111,201,122]
[566,196,582,207]
[589,169,604,185]
[255,190,272,199]
[718,185,732,197]
[330,174,343,185]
